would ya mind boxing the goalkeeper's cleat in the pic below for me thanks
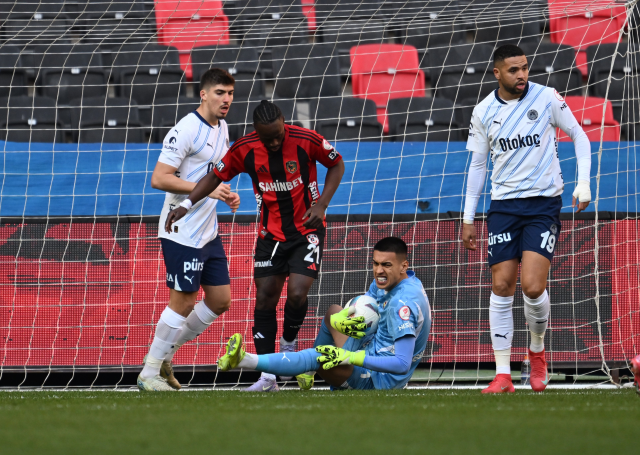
[631,354,640,397]
[481,374,515,394]
[296,372,315,391]
[217,333,246,372]
[244,375,280,392]
[529,349,550,392]
[279,338,297,381]
[143,354,181,390]
[137,374,176,392]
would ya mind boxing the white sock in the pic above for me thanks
[166,301,220,362]
[238,352,259,369]
[280,337,295,347]
[141,307,186,379]
[524,290,550,353]
[490,292,514,375]
[261,373,276,381]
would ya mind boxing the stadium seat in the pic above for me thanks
[520,42,582,96]
[191,46,265,99]
[150,96,200,142]
[380,0,458,22]
[300,0,316,31]
[271,43,341,100]
[309,97,383,141]
[430,43,496,103]
[350,43,426,132]
[317,19,387,75]
[110,44,186,110]
[455,97,480,140]
[0,45,28,97]
[557,96,620,142]
[154,0,230,79]
[0,0,66,18]
[225,98,302,141]
[313,0,383,25]
[36,44,108,102]
[76,0,155,47]
[549,0,626,77]
[473,17,543,47]
[0,96,64,143]
[586,43,631,112]
[401,16,466,71]
[387,97,461,142]
[70,97,145,143]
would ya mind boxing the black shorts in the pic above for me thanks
[161,236,230,293]
[486,196,562,266]
[254,231,325,279]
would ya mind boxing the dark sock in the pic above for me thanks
[252,309,277,355]
[282,299,308,342]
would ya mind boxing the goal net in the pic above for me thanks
[0,0,638,388]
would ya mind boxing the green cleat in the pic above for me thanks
[218,333,246,371]
[143,354,181,390]
[296,372,315,391]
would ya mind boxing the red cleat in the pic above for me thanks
[529,349,549,392]
[482,374,515,394]
[631,354,640,397]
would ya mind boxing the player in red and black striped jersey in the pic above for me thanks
[165,100,345,391]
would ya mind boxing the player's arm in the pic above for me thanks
[551,91,591,213]
[303,139,345,229]
[462,112,490,251]
[316,335,415,374]
[151,162,231,200]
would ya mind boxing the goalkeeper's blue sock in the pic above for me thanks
[313,320,334,348]
[255,348,321,377]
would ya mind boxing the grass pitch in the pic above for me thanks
[0,389,637,455]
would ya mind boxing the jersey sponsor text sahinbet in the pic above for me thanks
[466,82,579,200]
[157,111,230,248]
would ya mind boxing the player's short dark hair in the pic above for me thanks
[374,237,408,259]
[493,44,526,66]
[200,68,235,91]
[253,100,283,125]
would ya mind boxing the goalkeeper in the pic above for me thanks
[218,237,431,390]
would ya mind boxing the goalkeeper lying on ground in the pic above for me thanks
[218,237,432,390]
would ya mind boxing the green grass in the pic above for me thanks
[0,389,637,455]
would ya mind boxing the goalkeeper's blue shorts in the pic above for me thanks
[331,336,409,391]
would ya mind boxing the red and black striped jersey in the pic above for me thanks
[214,124,343,242]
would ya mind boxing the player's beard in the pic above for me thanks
[504,79,526,95]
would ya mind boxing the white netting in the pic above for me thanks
[0,0,638,389]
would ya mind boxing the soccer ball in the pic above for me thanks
[345,295,380,335]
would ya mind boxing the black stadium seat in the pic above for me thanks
[313,0,383,25]
[225,98,302,141]
[70,96,144,143]
[191,46,265,99]
[271,43,341,100]
[76,0,155,47]
[521,42,582,96]
[0,96,64,142]
[150,96,201,142]
[387,97,461,142]
[309,97,382,141]
[0,45,28,97]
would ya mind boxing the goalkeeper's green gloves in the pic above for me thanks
[315,345,366,370]
[329,306,367,339]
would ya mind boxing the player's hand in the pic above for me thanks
[462,223,477,251]
[225,192,240,213]
[330,306,367,339]
[302,202,326,229]
[315,345,365,370]
[165,206,187,233]
[210,183,231,201]
[572,180,591,213]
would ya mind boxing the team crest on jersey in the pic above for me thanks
[286,161,298,174]
[399,306,411,321]
[554,89,564,102]
[307,233,319,245]
[323,139,333,150]
[550,224,558,235]
[527,109,538,121]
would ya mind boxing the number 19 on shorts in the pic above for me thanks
[540,231,556,253]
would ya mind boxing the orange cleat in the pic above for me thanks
[529,349,549,392]
[631,354,640,397]
[482,374,515,394]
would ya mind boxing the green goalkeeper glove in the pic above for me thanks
[315,345,366,370]
[329,306,367,339]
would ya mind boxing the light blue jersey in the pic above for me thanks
[360,270,431,389]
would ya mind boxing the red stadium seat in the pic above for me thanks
[557,95,620,142]
[350,44,426,133]
[548,0,626,77]
[301,0,316,32]
[154,0,230,79]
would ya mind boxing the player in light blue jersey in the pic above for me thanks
[462,45,592,394]
[217,237,432,390]
[138,69,241,392]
